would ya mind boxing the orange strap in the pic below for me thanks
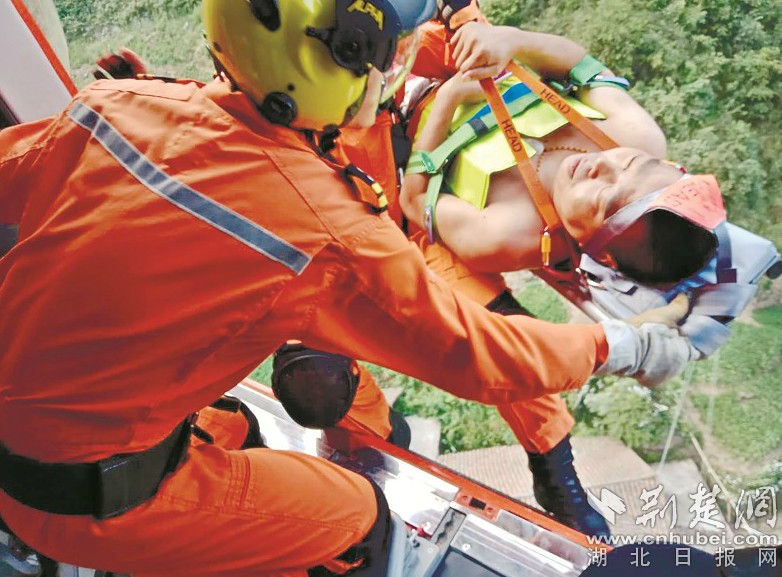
[478,60,620,266]
[506,62,617,150]
[479,77,562,231]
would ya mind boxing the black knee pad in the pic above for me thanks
[272,343,359,429]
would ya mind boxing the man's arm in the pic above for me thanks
[449,23,667,156]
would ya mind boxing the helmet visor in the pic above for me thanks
[379,28,420,103]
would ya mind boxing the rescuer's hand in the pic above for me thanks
[438,71,486,106]
[451,23,518,80]
[595,318,702,387]
[93,48,147,80]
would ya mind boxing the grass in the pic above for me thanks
[55,0,213,87]
[511,277,570,323]
[753,305,782,329]
[688,315,782,461]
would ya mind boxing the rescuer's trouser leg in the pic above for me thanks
[413,232,610,537]
[486,291,609,538]
[335,365,411,450]
[0,404,387,577]
[412,231,576,454]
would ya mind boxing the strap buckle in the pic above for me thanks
[424,205,435,244]
[419,151,436,174]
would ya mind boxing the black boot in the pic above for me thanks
[527,435,610,539]
[387,409,411,450]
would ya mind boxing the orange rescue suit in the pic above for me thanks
[0,77,606,576]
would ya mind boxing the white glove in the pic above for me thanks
[595,320,702,387]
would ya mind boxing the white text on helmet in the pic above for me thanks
[347,0,385,30]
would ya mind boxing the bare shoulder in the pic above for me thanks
[579,87,667,157]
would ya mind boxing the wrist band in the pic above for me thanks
[568,55,608,87]
[437,0,485,30]
[552,56,630,93]
[583,74,631,90]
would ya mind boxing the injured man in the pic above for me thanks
[399,21,778,356]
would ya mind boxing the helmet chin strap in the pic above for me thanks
[205,44,239,91]
[302,126,342,158]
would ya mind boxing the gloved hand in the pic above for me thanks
[436,0,472,17]
[93,48,147,80]
[595,294,700,387]
[436,0,485,30]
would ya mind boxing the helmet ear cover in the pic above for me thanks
[306,0,398,76]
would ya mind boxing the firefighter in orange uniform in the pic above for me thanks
[0,1,698,576]
[91,3,621,539]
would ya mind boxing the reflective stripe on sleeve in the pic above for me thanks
[68,101,311,275]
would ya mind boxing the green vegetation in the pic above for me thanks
[568,376,681,460]
[512,278,569,323]
[689,320,782,459]
[753,305,782,329]
[384,372,516,453]
[54,0,212,86]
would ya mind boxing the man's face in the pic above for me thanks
[551,147,683,243]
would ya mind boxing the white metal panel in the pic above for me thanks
[0,1,73,123]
